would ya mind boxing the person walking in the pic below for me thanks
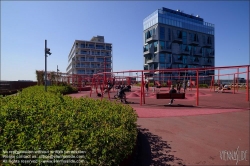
[145,81,149,94]
[187,80,191,91]
[169,85,177,105]
[183,81,187,93]
[177,81,181,93]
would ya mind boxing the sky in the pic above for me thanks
[1,1,249,81]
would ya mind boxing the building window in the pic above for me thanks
[144,44,149,52]
[159,63,166,69]
[81,50,88,55]
[160,27,165,40]
[177,30,182,39]
[160,41,165,49]
[168,28,171,40]
[146,30,152,39]
[182,31,187,44]
[159,53,165,63]
[154,41,158,52]
[80,44,85,48]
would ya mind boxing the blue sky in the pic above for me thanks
[1,1,249,81]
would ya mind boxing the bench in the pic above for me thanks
[156,93,185,99]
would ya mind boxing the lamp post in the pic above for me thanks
[57,65,60,85]
[45,40,52,92]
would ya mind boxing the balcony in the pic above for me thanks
[188,39,199,46]
[193,48,202,56]
[159,46,171,53]
[208,51,214,57]
[202,42,212,48]
[146,57,158,64]
[146,35,157,43]
[204,70,214,75]
[172,32,182,44]
[204,51,214,58]
[143,49,151,56]
[178,49,190,55]
[173,56,183,64]
[201,59,214,66]
[143,45,154,56]
[188,59,200,65]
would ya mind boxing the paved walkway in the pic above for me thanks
[68,87,250,165]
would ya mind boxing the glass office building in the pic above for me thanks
[66,36,113,80]
[143,7,215,83]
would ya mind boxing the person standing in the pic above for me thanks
[169,85,177,105]
[183,81,187,93]
[187,81,191,91]
[145,81,149,93]
[177,81,181,93]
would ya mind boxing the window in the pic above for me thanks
[159,63,166,69]
[106,46,111,50]
[80,44,85,48]
[144,44,149,52]
[160,27,165,40]
[168,28,171,40]
[177,30,182,38]
[159,53,165,63]
[154,41,158,52]
[96,45,105,49]
[154,63,158,70]
[177,55,183,60]
[178,64,184,68]
[88,44,94,48]
[160,41,165,50]
[182,31,187,44]
[81,50,88,55]
[97,58,103,62]
[146,30,152,39]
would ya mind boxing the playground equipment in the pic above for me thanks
[52,65,249,107]
[91,65,249,106]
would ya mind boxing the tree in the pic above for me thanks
[36,70,45,85]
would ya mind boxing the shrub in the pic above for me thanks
[0,86,137,165]
[198,84,209,88]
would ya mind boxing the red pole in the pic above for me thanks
[213,75,215,92]
[100,79,103,101]
[142,71,145,104]
[218,69,220,86]
[90,77,94,97]
[247,66,249,101]
[210,76,213,92]
[196,70,199,106]
[190,76,192,91]
[233,74,235,94]
[237,68,239,92]
[140,75,142,106]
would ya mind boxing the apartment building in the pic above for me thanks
[143,7,215,82]
[66,36,113,80]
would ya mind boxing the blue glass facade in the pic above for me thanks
[143,7,215,83]
[143,8,214,35]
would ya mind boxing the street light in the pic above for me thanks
[57,65,60,85]
[45,40,52,92]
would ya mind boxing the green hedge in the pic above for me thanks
[0,86,137,165]
[198,84,209,88]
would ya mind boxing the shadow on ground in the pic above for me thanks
[164,104,195,107]
[131,127,185,166]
